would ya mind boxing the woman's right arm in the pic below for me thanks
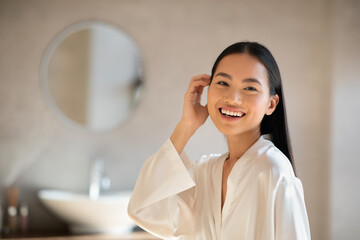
[127,139,197,238]
[127,74,211,238]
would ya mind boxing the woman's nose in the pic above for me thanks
[224,90,242,104]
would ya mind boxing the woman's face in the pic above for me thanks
[207,53,278,137]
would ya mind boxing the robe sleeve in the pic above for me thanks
[274,179,311,240]
[127,138,197,239]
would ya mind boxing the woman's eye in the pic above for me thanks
[244,86,257,92]
[216,81,229,86]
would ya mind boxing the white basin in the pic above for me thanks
[38,189,135,234]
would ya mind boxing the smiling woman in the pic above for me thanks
[127,42,310,240]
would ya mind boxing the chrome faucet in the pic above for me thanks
[89,158,111,200]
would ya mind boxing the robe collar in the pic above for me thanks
[213,134,273,236]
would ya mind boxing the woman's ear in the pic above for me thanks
[265,94,279,115]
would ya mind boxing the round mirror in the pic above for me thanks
[41,21,143,133]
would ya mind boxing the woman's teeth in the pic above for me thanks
[220,108,245,117]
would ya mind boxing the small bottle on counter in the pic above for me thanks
[6,187,19,235]
[7,204,17,234]
[19,202,29,234]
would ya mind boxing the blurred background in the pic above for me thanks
[0,0,359,239]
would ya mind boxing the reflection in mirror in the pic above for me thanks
[41,21,143,133]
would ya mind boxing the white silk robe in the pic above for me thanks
[128,135,311,240]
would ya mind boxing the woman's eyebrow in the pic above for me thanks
[215,72,232,80]
[242,78,262,86]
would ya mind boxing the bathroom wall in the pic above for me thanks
[0,0,358,239]
[330,0,360,239]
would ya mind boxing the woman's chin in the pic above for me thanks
[213,123,261,138]
[214,125,242,136]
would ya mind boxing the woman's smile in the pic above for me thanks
[218,107,246,121]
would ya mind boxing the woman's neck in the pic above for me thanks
[225,130,261,164]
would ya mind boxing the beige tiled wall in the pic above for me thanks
[0,0,359,239]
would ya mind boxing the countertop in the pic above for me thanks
[0,232,160,240]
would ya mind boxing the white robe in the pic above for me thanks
[128,135,311,240]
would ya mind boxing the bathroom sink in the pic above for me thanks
[38,189,135,234]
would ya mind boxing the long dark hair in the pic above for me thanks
[210,41,295,172]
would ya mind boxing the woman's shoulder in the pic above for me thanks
[253,137,297,184]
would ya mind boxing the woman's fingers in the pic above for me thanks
[186,74,211,102]
[187,80,210,95]
[189,74,211,88]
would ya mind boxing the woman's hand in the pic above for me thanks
[170,74,211,154]
[180,74,211,131]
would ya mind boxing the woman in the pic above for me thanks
[128,41,311,239]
